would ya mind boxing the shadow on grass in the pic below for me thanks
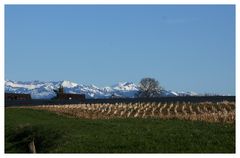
[6,123,66,153]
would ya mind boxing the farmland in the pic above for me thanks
[5,100,235,153]
[17,101,235,123]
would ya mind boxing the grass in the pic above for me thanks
[5,108,235,153]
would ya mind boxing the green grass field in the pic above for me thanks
[5,108,235,153]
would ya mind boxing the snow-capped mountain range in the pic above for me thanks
[5,80,199,99]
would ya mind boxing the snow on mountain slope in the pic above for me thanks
[5,80,139,99]
[5,80,58,99]
[61,80,78,88]
[112,82,138,91]
[177,91,198,96]
[5,80,43,90]
[161,90,179,97]
[5,80,199,99]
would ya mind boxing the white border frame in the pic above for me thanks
[0,0,238,158]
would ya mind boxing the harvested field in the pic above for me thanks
[16,101,235,123]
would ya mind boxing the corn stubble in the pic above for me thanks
[19,101,235,123]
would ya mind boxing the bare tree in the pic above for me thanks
[136,78,163,98]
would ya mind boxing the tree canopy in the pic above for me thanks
[136,78,163,98]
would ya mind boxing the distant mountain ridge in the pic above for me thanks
[5,80,199,99]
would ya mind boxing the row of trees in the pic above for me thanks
[136,77,164,98]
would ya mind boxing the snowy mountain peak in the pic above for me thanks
[113,82,134,86]
[61,80,78,88]
[112,82,138,91]
[5,80,201,99]
[5,80,139,99]
[5,80,43,90]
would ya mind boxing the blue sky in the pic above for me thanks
[5,5,235,94]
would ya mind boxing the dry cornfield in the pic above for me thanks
[17,101,235,123]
